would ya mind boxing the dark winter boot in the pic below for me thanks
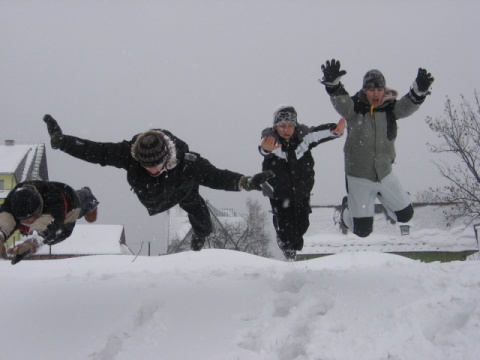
[283,249,296,261]
[191,234,206,251]
[80,187,99,223]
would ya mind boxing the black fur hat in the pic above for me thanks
[10,186,43,220]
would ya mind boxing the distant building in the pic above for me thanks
[0,140,48,245]
[298,203,479,262]
[30,224,133,260]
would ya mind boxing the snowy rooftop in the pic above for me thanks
[35,224,132,255]
[300,205,479,255]
[0,143,36,173]
[0,142,47,197]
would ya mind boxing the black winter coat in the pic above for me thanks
[0,181,80,245]
[57,129,242,215]
[259,123,338,202]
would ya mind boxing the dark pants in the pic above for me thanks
[179,185,213,238]
[270,197,311,251]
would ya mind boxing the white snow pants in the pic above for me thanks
[342,172,412,230]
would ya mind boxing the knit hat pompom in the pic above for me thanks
[362,69,386,91]
[273,105,297,126]
[131,130,169,167]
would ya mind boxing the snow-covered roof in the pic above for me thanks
[0,142,47,186]
[35,224,132,255]
[0,144,35,173]
[300,205,479,255]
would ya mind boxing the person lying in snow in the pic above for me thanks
[43,115,273,252]
[258,105,345,260]
[0,181,99,264]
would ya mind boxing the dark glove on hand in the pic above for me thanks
[320,59,347,86]
[242,170,275,191]
[413,68,434,94]
[43,114,65,149]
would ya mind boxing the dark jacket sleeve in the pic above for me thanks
[299,123,339,150]
[59,135,134,170]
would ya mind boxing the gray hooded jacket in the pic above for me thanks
[327,86,424,182]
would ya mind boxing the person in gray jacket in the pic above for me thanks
[320,59,434,237]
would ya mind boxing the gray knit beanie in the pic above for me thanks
[273,106,297,126]
[131,130,169,167]
[362,69,386,90]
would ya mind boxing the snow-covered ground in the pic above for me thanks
[2,244,480,360]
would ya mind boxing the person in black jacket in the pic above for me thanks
[259,105,345,260]
[43,114,273,251]
[0,181,99,264]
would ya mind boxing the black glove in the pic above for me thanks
[43,114,65,149]
[320,59,347,86]
[242,170,274,191]
[413,68,434,95]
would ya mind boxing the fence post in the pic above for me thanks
[473,224,480,259]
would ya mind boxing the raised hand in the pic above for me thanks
[415,68,434,93]
[261,136,282,152]
[321,59,347,86]
[43,114,65,149]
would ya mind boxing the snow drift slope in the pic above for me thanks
[1,250,480,360]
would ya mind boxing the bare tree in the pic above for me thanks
[424,90,480,225]
[167,198,271,257]
[240,198,271,256]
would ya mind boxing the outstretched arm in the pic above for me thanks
[43,114,133,169]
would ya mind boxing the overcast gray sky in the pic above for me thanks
[2,0,479,254]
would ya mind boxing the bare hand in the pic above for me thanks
[7,237,41,256]
[261,136,282,152]
[332,117,346,135]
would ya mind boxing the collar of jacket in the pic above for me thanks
[353,88,398,116]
